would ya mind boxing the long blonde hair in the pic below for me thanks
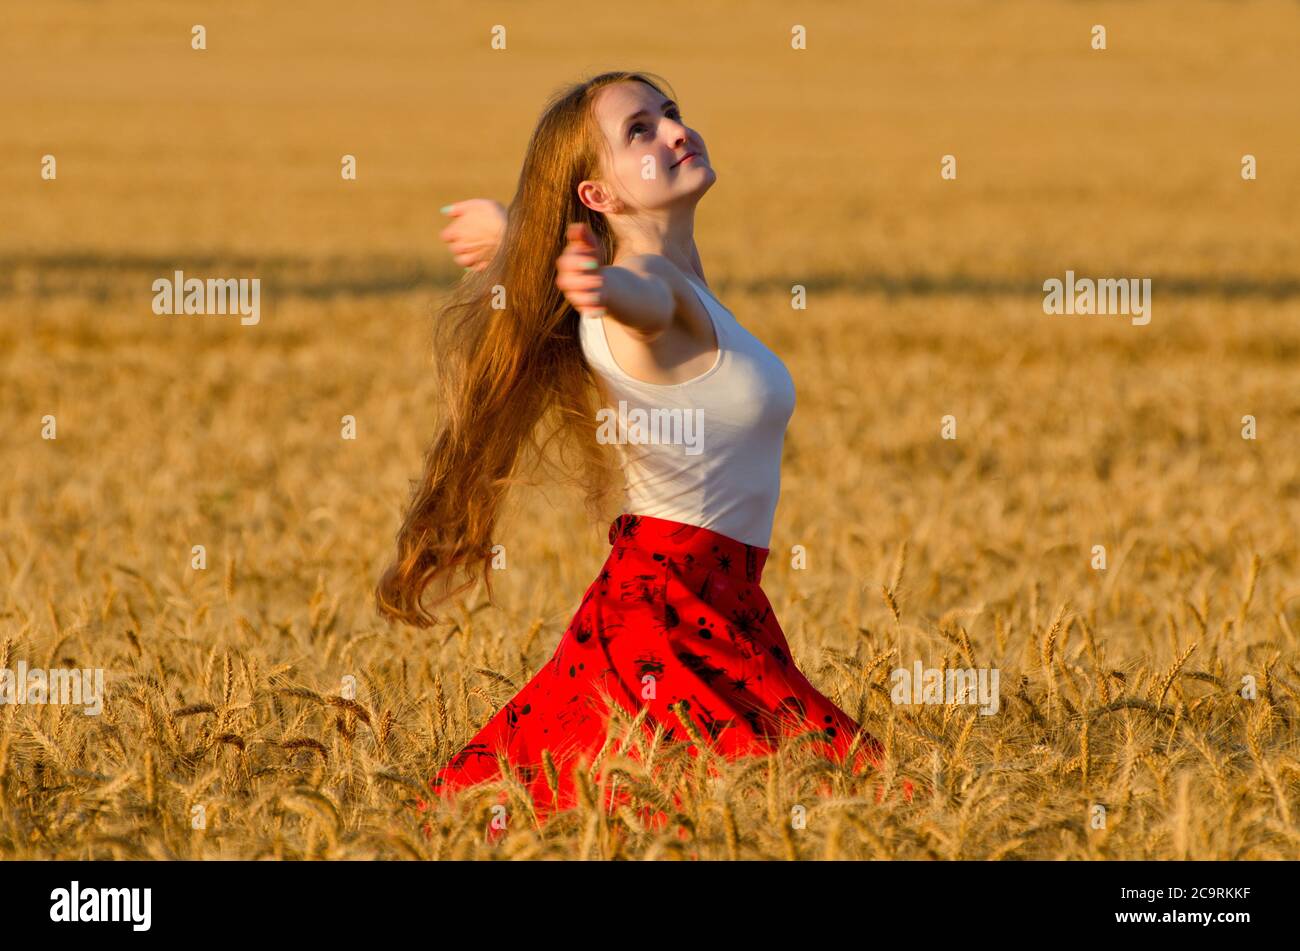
[376,70,678,627]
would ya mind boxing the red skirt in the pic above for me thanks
[416,513,905,835]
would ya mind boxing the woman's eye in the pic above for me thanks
[629,113,684,141]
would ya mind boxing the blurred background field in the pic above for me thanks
[1,0,1298,859]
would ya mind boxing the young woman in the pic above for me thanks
[379,71,907,833]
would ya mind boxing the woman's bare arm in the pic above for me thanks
[438,199,507,271]
[555,223,675,340]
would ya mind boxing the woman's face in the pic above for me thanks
[583,81,715,214]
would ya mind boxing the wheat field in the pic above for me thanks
[1,0,1298,859]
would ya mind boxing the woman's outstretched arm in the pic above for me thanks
[438,199,507,271]
[555,222,674,340]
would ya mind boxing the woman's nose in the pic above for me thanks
[665,119,690,146]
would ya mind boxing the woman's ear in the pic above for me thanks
[577,179,621,214]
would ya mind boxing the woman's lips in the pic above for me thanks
[675,153,699,167]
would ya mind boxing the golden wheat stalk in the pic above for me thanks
[1237,552,1262,629]
[1156,643,1197,707]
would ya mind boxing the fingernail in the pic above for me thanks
[581,260,599,269]
[440,204,453,214]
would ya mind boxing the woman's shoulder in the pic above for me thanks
[609,254,711,319]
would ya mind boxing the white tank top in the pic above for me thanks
[578,274,796,549]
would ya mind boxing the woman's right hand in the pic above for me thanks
[555,222,606,318]
[438,199,507,272]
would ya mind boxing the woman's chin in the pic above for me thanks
[686,169,718,196]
